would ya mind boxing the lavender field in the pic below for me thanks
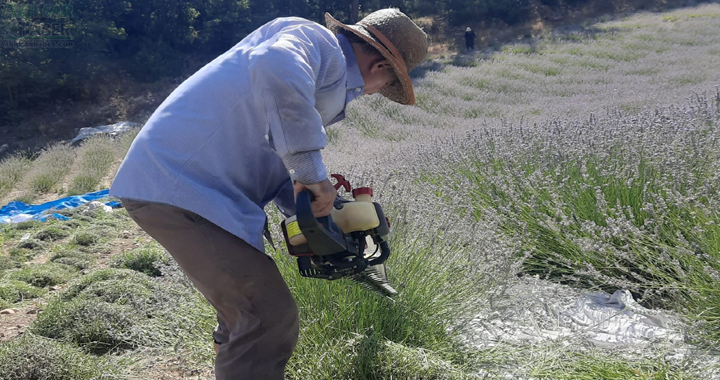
[1,3,720,379]
[320,3,720,378]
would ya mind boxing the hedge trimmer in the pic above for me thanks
[280,174,397,296]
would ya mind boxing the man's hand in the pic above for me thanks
[294,179,336,217]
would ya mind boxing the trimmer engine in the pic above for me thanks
[280,174,397,296]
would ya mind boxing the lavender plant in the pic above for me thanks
[24,143,75,196]
[0,334,126,380]
[417,91,720,345]
[68,135,119,195]
[314,6,720,376]
[332,4,720,154]
[115,126,141,158]
[0,154,30,201]
[266,192,493,379]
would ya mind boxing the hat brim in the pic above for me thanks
[325,13,415,105]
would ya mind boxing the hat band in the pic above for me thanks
[357,22,408,75]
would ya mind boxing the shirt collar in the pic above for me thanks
[337,34,365,102]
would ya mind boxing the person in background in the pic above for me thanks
[109,8,428,380]
[465,26,476,51]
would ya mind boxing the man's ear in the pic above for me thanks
[370,58,392,74]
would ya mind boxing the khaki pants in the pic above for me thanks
[121,199,299,380]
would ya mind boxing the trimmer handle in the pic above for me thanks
[296,190,357,256]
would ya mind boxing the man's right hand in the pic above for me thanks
[294,179,336,218]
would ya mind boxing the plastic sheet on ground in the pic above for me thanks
[462,276,684,348]
[561,289,681,346]
[0,189,120,224]
[70,121,141,143]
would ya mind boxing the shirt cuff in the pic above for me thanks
[282,151,327,184]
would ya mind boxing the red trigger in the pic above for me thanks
[330,174,352,192]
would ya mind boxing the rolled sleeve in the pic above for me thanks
[249,25,342,184]
[283,150,327,184]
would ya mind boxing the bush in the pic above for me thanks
[375,340,477,379]
[60,268,152,300]
[50,249,95,270]
[0,256,21,271]
[111,246,170,277]
[60,219,83,229]
[72,231,100,246]
[32,298,141,354]
[26,144,75,194]
[280,205,486,379]
[532,351,679,380]
[68,135,118,195]
[78,279,158,307]
[0,334,125,380]
[33,268,214,354]
[423,94,720,345]
[34,226,71,242]
[17,238,44,250]
[5,262,77,288]
[67,175,99,195]
[12,220,42,231]
[68,225,116,247]
[8,247,33,261]
[60,270,162,309]
[0,154,30,199]
[0,279,47,303]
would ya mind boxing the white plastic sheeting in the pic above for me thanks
[561,289,681,347]
[461,277,720,378]
[70,121,141,143]
[462,277,684,348]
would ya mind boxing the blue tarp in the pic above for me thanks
[0,189,120,224]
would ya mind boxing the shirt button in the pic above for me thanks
[264,134,269,140]
[355,88,362,93]
[289,169,295,174]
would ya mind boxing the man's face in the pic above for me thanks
[352,42,396,96]
[363,65,396,95]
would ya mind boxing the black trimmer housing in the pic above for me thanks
[281,190,395,295]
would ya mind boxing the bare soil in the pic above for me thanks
[0,300,46,343]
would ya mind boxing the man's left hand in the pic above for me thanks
[294,179,336,217]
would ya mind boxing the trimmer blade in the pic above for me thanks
[351,264,398,297]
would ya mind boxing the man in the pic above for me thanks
[464,26,476,51]
[110,8,428,380]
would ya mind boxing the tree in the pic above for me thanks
[351,0,359,21]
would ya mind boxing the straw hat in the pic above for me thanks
[325,9,428,105]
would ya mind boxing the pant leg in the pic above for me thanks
[121,199,299,380]
[213,316,229,346]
